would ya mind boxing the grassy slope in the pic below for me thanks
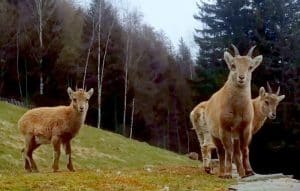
[0,101,233,191]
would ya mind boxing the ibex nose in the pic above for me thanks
[80,106,84,111]
[270,113,276,119]
[239,75,245,80]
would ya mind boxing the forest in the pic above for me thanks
[0,0,300,178]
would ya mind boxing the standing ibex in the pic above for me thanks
[205,45,263,178]
[191,84,285,175]
[18,87,94,172]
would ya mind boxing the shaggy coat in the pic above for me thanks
[18,87,94,172]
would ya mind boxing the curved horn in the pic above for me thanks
[267,82,272,93]
[247,45,256,57]
[231,44,240,56]
[276,86,280,95]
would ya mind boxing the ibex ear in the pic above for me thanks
[278,95,285,102]
[67,87,74,99]
[87,88,94,98]
[259,87,266,97]
[251,55,263,70]
[224,51,234,70]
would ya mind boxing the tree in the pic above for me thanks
[176,38,194,80]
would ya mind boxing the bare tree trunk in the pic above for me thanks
[16,26,22,99]
[114,95,118,132]
[166,106,170,149]
[123,36,130,135]
[97,0,102,129]
[82,17,95,88]
[25,60,29,106]
[36,0,44,95]
[98,20,114,129]
[129,98,135,139]
[184,115,190,153]
[189,62,193,80]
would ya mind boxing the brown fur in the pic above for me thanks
[191,86,284,176]
[190,101,215,173]
[204,45,263,178]
[18,87,94,172]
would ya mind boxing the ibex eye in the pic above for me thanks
[249,66,253,70]
[231,64,236,70]
[86,99,89,102]
[265,100,269,105]
[73,98,77,102]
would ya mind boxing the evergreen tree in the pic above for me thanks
[194,0,254,97]
[176,38,194,80]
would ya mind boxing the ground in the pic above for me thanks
[0,101,233,191]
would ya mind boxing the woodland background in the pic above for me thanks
[0,0,300,178]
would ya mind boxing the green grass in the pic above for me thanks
[0,101,234,190]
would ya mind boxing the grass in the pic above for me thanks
[0,101,234,190]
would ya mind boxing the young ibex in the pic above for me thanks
[191,84,285,175]
[18,87,94,172]
[251,84,285,134]
[205,45,263,178]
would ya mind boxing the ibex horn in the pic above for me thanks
[276,86,280,95]
[247,45,256,57]
[267,82,272,93]
[231,44,240,56]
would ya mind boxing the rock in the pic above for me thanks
[187,152,199,160]
[230,173,300,191]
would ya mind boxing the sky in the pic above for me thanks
[124,0,199,57]
[75,0,200,58]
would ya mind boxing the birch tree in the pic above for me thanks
[23,0,57,95]
[97,0,102,129]
[35,0,44,95]
[82,17,95,88]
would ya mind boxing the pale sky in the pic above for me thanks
[125,0,199,55]
[75,0,200,57]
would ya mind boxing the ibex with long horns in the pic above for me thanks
[205,44,263,178]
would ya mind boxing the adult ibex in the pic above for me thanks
[205,45,262,178]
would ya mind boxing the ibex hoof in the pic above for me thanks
[52,165,59,172]
[67,164,75,172]
[204,167,212,174]
[242,170,255,178]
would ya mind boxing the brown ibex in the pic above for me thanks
[204,45,263,178]
[18,87,94,172]
[191,84,285,175]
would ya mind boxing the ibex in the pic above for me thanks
[205,45,263,178]
[18,87,94,172]
[191,84,285,175]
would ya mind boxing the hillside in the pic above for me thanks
[0,101,233,190]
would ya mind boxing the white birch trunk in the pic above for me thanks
[16,26,22,99]
[98,20,114,129]
[36,0,44,95]
[123,36,130,135]
[97,0,102,129]
[82,17,95,88]
[129,98,135,139]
